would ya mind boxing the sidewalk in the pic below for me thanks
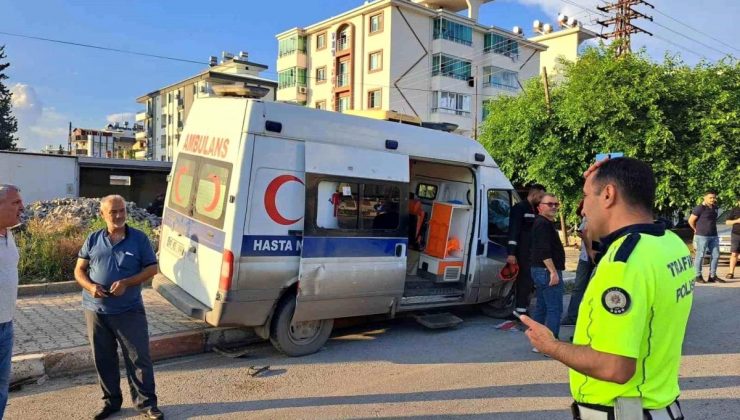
[11,288,255,384]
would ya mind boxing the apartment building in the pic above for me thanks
[529,17,598,76]
[67,123,141,159]
[136,52,277,161]
[275,0,546,138]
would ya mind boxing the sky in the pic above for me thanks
[2,0,737,151]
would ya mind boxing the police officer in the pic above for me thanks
[507,184,546,317]
[521,158,691,420]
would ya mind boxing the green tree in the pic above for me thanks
[0,45,19,150]
[481,44,739,224]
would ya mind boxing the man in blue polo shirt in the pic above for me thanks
[74,195,162,420]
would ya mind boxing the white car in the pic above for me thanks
[718,210,733,255]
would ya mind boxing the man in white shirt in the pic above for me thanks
[0,184,23,418]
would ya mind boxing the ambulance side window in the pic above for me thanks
[168,154,198,215]
[315,180,402,232]
[192,160,232,229]
[317,181,358,229]
[487,189,518,241]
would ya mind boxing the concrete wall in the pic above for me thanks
[0,152,78,204]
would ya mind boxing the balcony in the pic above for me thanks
[135,110,150,121]
[336,38,350,53]
[336,73,350,87]
[275,85,308,104]
[135,130,149,140]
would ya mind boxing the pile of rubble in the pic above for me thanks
[23,197,162,228]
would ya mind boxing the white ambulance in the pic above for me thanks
[154,98,519,356]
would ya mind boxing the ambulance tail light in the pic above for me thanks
[219,250,234,290]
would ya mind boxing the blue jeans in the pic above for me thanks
[531,267,564,338]
[0,321,12,419]
[564,259,595,323]
[693,235,719,277]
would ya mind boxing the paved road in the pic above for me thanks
[6,280,740,419]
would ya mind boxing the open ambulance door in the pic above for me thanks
[293,142,409,322]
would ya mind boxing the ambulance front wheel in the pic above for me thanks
[270,294,334,357]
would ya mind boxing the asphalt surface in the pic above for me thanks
[6,280,740,419]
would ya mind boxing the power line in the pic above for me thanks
[650,20,732,58]
[651,8,740,54]
[0,30,206,65]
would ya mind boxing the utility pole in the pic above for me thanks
[597,0,654,57]
[542,66,569,246]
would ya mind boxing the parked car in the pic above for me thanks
[718,210,732,255]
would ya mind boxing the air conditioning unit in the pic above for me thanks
[298,86,308,94]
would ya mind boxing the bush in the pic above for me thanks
[15,217,159,284]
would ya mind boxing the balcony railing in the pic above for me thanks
[337,38,349,52]
[337,73,350,87]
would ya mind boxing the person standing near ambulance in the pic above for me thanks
[521,158,692,419]
[507,184,546,317]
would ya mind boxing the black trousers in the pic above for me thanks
[514,259,533,313]
[85,309,157,410]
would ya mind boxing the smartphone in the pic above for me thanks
[512,311,522,320]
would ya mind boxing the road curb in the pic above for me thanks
[11,326,259,384]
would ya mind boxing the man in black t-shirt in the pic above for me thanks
[529,193,566,343]
[689,190,723,283]
[726,199,740,280]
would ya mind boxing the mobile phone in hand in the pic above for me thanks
[512,311,522,320]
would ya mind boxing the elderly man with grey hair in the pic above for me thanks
[0,184,23,418]
[74,195,162,420]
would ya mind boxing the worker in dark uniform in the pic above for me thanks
[507,184,546,317]
[521,158,690,420]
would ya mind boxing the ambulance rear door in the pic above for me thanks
[293,142,409,322]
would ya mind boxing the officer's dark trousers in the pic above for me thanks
[85,309,157,410]
[515,259,533,313]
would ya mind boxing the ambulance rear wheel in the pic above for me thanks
[270,295,333,357]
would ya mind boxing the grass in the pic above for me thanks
[14,217,159,284]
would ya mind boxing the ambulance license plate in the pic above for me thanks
[166,237,185,257]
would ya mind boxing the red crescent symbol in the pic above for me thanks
[265,175,304,225]
[173,165,189,204]
[203,174,222,212]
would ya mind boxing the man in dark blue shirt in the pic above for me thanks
[688,190,722,283]
[74,195,162,420]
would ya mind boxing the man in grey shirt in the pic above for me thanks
[0,184,24,418]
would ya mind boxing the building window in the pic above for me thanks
[278,67,308,89]
[484,33,519,59]
[368,89,381,109]
[433,18,473,46]
[482,66,519,91]
[278,36,307,57]
[316,66,327,83]
[160,134,166,149]
[316,32,327,50]
[337,95,350,112]
[337,60,350,87]
[432,54,471,80]
[316,100,327,110]
[368,50,382,72]
[337,27,350,51]
[432,91,472,116]
[369,13,383,34]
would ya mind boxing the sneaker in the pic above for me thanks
[713,276,726,283]
[707,276,717,283]
[695,275,707,283]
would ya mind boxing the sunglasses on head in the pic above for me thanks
[541,202,560,208]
